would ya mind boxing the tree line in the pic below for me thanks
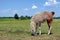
[14,13,60,20]
[14,13,31,20]
[0,13,60,20]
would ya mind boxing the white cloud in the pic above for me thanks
[53,0,57,4]
[44,2,50,6]
[32,5,38,9]
[24,8,29,11]
[44,0,60,6]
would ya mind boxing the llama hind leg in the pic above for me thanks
[48,26,52,35]
[47,20,52,35]
[48,22,52,35]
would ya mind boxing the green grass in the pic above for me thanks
[0,18,60,40]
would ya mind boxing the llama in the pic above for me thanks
[30,12,55,36]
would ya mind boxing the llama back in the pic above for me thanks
[31,12,49,23]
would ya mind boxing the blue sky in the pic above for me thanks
[0,0,60,17]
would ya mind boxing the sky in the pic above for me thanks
[0,0,60,17]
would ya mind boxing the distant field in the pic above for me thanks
[0,18,60,40]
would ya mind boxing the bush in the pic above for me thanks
[20,16,31,20]
[20,16,26,20]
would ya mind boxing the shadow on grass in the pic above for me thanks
[0,29,30,33]
[41,32,53,35]
[0,30,53,35]
[0,29,30,34]
[8,30,31,34]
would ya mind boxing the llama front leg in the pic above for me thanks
[38,23,41,35]
[30,22,36,36]
[38,26,41,35]
[35,23,41,35]
[35,23,39,35]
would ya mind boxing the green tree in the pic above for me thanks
[14,13,19,19]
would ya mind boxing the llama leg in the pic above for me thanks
[38,23,41,35]
[35,23,39,35]
[30,22,36,36]
[47,20,52,35]
[39,27,41,35]
[48,26,52,35]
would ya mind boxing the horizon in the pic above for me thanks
[0,0,60,17]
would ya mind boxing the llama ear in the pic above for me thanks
[51,12,55,16]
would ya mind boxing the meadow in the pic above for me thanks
[0,18,60,40]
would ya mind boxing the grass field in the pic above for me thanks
[0,18,60,40]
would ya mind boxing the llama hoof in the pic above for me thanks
[48,33,51,35]
[37,33,39,35]
[48,33,52,35]
[31,34,35,36]
[37,33,41,35]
